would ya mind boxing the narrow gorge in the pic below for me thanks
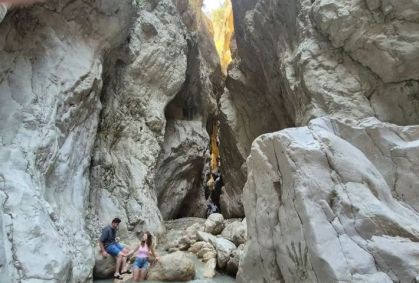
[1,0,419,283]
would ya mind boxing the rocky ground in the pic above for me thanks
[93,215,245,281]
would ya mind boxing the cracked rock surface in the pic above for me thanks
[220,0,419,218]
[0,0,134,281]
[238,117,419,283]
[0,0,221,280]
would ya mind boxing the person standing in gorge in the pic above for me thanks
[99,217,130,279]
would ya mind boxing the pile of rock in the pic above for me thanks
[164,214,247,277]
[93,215,246,281]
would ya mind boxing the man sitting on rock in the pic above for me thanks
[99,217,131,279]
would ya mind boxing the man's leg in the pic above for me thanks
[106,244,123,277]
[115,253,123,275]
[121,256,128,273]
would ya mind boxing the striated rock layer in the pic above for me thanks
[221,0,419,216]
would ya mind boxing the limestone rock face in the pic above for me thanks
[89,0,222,237]
[208,0,234,74]
[0,0,221,281]
[0,0,134,281]
[155,121,208,220]
[313,0,419,83]
[154,0,223,221]
[221,0,419,218]
[88,0,189,237]
[238,117,419,283]
[147,251,195,281]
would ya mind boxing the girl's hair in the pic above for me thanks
[141,231,153,248]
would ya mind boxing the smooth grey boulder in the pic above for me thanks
[147,251,195,281]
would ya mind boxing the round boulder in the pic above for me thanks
[93,251,116,279]
[204,213,225,235]
[221,221,247,246]
[147,251,195,281]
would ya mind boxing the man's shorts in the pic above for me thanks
[133,257,149,269]
[105,243,124,257]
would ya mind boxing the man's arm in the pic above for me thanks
[125,244,139,257]
[98,227,109,257]
[99,241,108,257]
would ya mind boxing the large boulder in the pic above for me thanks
[238,117,419,283]
[209,237,236,270]
[93,252,116,279]
[147,251,195,281]
[221,220,247,246]
[204,213,225,235]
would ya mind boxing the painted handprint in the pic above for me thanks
[287,241,309,282]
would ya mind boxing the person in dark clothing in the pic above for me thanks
[211,174,223,212]
[206,199,219,217]
[99,217,130,279]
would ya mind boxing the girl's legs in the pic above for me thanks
[139,268,147,281]
[133,268,140,281]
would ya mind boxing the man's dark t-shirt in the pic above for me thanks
[100,225,116,248]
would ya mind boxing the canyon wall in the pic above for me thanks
[0,0,221,281]
[154,0,223,220]
[225,0,419,282]
[221,0,419,218]
[208,0,234,74]
[0,0,134,281]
